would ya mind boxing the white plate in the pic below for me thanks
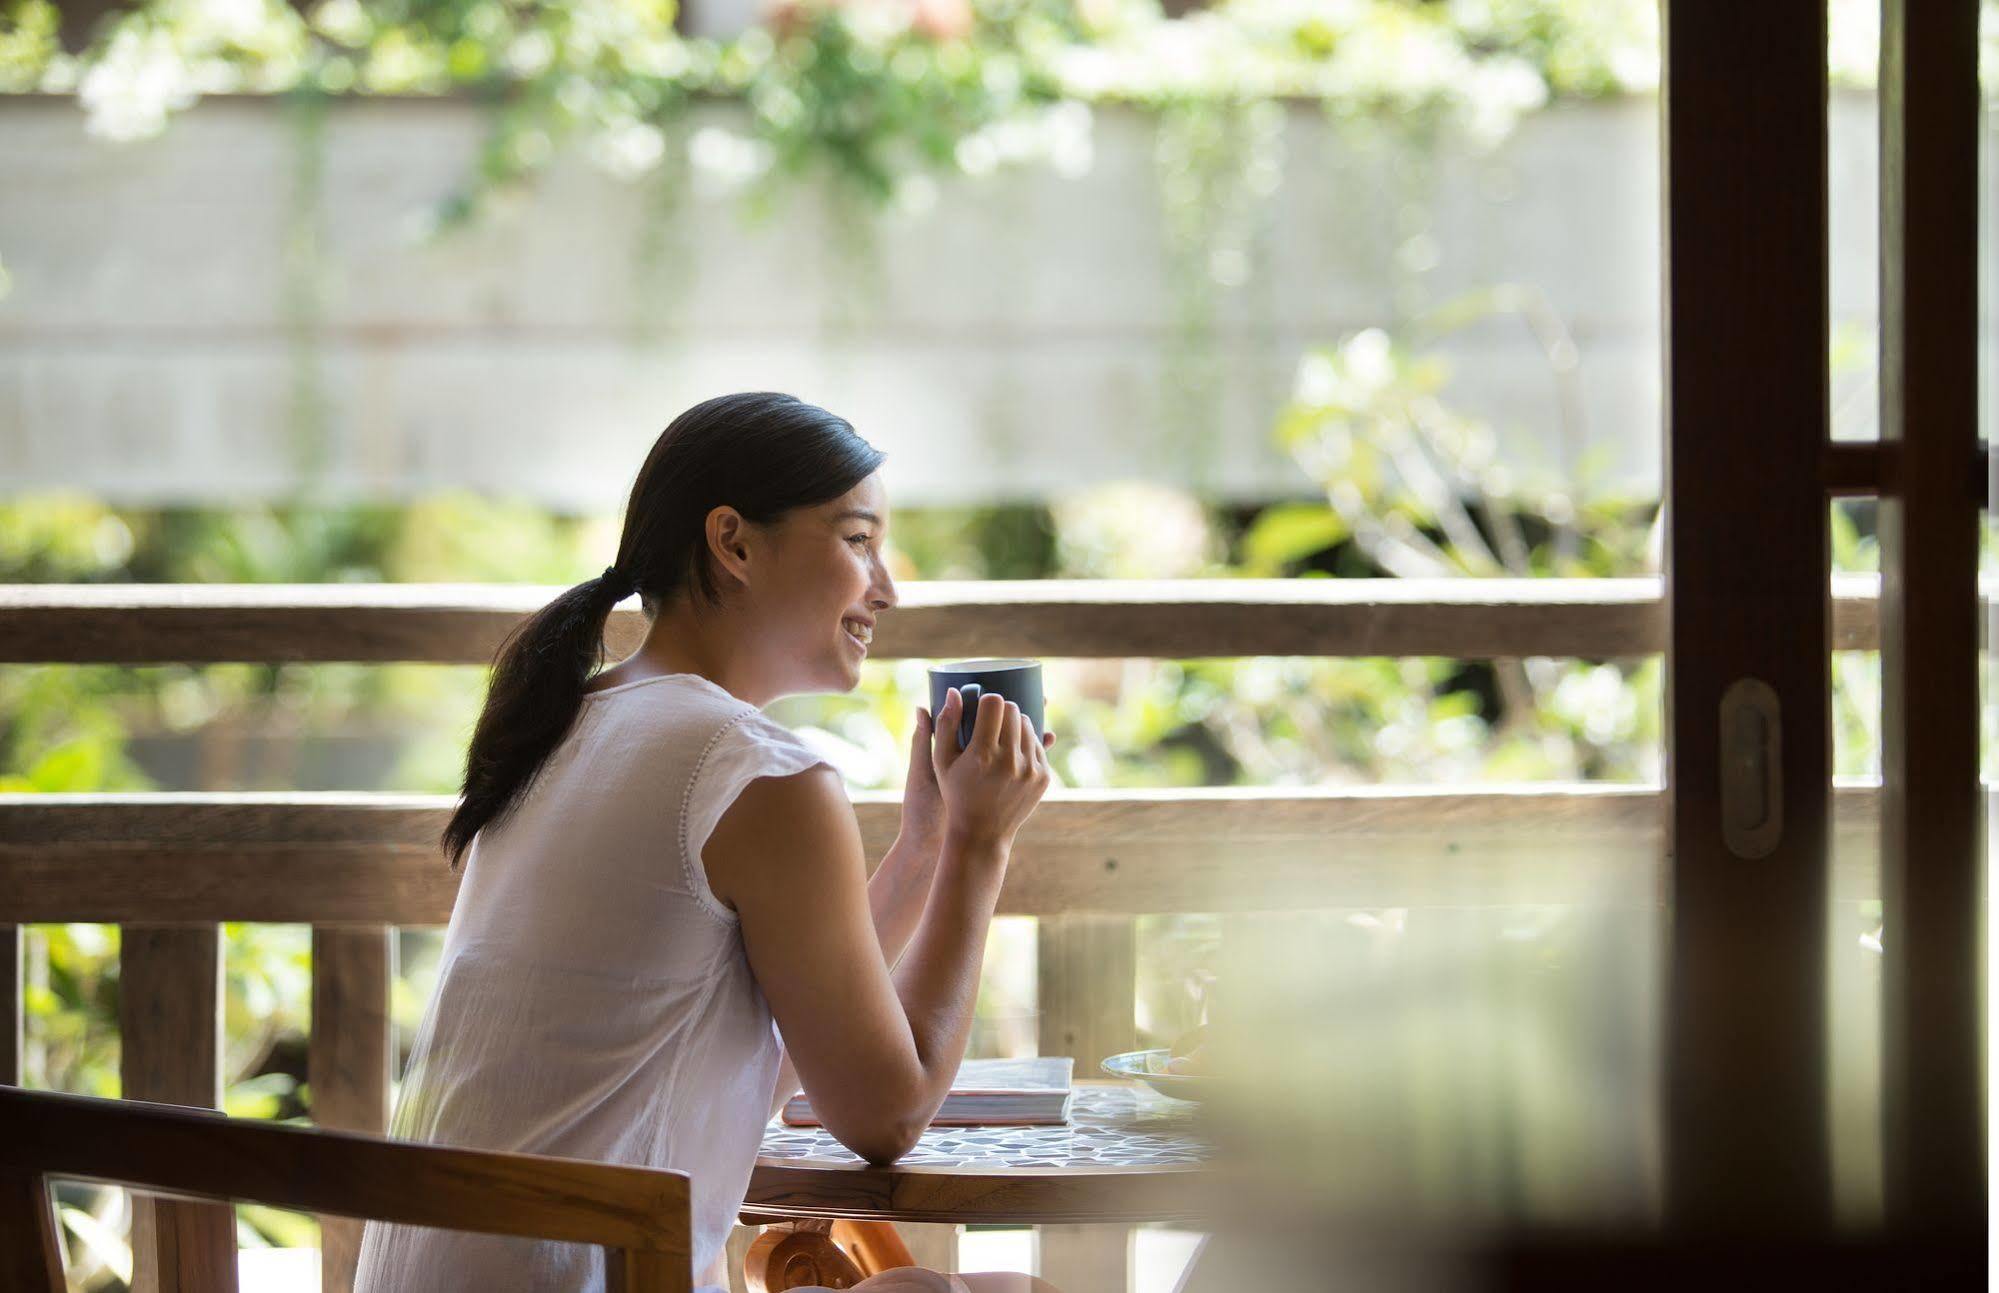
[1100,1049,1213,1102]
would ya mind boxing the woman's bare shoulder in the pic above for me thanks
[704,762,858,908]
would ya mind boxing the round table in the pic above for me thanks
[741,1080,1209,1227]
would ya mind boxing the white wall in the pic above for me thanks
[0,93,1889,509]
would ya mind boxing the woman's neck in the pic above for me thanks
[592,602,773,707]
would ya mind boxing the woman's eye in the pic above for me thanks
[847,534,872,547]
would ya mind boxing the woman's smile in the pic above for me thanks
[842,616,874,654]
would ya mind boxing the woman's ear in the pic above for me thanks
[705,505,754,589]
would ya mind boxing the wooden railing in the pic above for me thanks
[0,575,1907,662]
[0,577,1923,1291]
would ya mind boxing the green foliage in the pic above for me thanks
[884,504,1057,580]
[2,0,1675,223]
[738,0,1063,209]
[23,925,122,1099]
[1238,502,1347,576]
[9,0,1921,232]
[0,0,61,91]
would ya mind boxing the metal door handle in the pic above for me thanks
[1719,677,1783,858]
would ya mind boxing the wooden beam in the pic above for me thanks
[0,786,1891,924]
[119,925,234,1293]
[0,578,1661,662]
[1662,0,1831,1232]
[1822,442,1896,497]
[310,926,394,1293]
[1876,0,1986,1232]
[1,927,19,1087]
[0,577,1953,664]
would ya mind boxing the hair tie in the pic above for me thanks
[599,565,636,601]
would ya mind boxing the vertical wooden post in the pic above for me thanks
[1037,1225,1130,1293]
[724,1223,759,1293]
[1661,0,1832,1233]
[1876,0,1985,1233]
[120,924,237,1293]
[607,1246,694,1293]
[1036,914,1137,1072]
[310,925,394,1293]
[2,926,20,1086]
[1037,914,1135,1292]
[895,1224,957,1277]
[0,1163,65,1293]
[0,929,42,1284]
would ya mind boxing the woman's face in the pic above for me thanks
[741,472,897,697]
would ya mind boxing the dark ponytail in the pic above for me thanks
[441,392,887,869]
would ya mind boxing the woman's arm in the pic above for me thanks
[866,704,952,972]
[711,690,1049,1165]
[766,704,989,1117]
[763,824,937,1119]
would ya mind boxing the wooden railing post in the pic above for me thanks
[3,926,20,1086]
[894,1224,957,1278]
[1037,913,1136,1292]
[1036,915,1137,1069]
[1876,0,1986,1233]
[1,1158,65,1293]
[310,924,393,1293]
[120,923,236,1293]
[1036,1225,1129,1292]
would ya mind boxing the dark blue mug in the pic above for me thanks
[927,659,1044,751]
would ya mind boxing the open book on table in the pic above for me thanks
[781,1056,1076,1128]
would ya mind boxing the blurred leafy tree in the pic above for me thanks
[0,0,1677,226]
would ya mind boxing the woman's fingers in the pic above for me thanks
[972,690,1008,755]
[933,689,963,771]
[999,700,1023,765]
[941,691,1050,781]
[910,706,935,776]
[1015,709,1038,766]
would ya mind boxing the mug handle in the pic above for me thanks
[956,683,982,751]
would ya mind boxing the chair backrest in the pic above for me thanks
[0,1086,693,1293]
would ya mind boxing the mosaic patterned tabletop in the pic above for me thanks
[756,1082,1207,1173]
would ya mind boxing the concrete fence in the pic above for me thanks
[0,92,1892,509]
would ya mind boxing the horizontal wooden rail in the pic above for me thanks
[0,576,1952,663]
[0,785,1886,920]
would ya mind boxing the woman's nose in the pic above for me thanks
[871,568,898,611]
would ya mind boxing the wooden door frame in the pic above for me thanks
[1876,0,1986,1233]
[1663,0,1987,1237]
[1662,0,1834,1233]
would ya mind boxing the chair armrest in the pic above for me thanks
[0,1086,693,1293]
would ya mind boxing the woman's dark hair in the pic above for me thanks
[440,392,886,869]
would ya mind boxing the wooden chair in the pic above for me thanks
[0,1086,694,1293]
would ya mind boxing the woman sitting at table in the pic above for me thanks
[356,393,1060,1293]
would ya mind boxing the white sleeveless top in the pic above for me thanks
[355,672,832,1293]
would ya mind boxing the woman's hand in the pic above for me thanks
[897,706,947,853]
[900,702,1055,854]
[931,688,1054,854]
[721,695,1055,1165]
